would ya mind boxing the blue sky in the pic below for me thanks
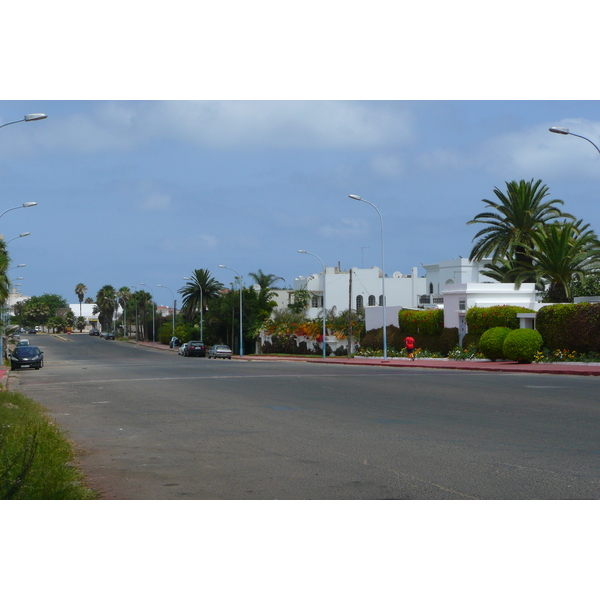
[2,100,600,306]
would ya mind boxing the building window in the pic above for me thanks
[459,298,466,311]
[368,295,376,306]
[429,283,434,294]
[356,295,363,310]
[379,295,384,306]
[312,295,322,308]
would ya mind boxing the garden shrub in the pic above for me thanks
[466,305,535,335]
[536,303,600,353]
[399,309,444,336]
[478,327,511,361]
[502,329,543,363]
[362,325,458,355]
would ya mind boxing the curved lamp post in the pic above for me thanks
[298,250,327,359]
[0,113,47,130]
[182,276,203,342]
[140,283,156,345]
[349,194,388,362]
[218,265,243,356]
[6,232,30,245]
[131,285,139,342]
[549,126,600,155]
[0,202,37,220]
[157,284,176,344]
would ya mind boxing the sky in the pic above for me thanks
[2,99,600,306]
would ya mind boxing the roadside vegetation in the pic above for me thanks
[0,390,96,500]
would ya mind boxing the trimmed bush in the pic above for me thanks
[502,329,543,363]
[466,305,535,335]
[479,327,511,361]
[536,303,600,353]
[399,309,444,336]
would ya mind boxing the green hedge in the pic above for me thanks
[466,305,535,335]
[399,309,444,336]
[536,303,600,353]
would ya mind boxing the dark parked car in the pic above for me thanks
[89,328,100,336]
[100,331,115,340]
[27,328,37,334]
[185,341,206,357]
[10,346,44,370]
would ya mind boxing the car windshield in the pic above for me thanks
[15,347,39,357]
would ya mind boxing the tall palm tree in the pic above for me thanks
[74,283,87,317]
[468,179,573,280]
[248,269,285,290]
[178,269,223,321]
[0,239,10,305]
[94,285,116,330]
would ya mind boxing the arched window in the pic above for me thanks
[429,283,434,294]
[356,295,363,310]
[312,295,321,308]
[379,295,384,306]
[368,295,376,306]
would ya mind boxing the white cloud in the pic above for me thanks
[140,192,172,211]
[369,154,406,179]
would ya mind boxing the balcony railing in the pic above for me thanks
[418,294,444,305]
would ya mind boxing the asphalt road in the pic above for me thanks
[12,334,600,499]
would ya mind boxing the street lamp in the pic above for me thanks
[157,284,176,346]
[140,283,156,345]
[298,250,327,359]
[0,202,37,220]
[131,285,139,342]
[349,194,388,362]
[6,232,30,245]
[549,126,600,155]
[8,264,26,271]
[182,276,203,342]
[0,113,47,130]
[219,265,243,356]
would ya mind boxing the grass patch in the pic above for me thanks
[1,390,97,500]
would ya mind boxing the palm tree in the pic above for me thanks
[0,238,11,304]
[117,287,131,335]
[514,221,600,302]
[94,285,116,330]
[248,269,285,290]
[74,283,87,317]
[178,269,223,321]
[468,179,574,280]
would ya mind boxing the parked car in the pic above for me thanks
[178,343,188,356]
[170,336,182,349]
[100,331,115,340]
[16,339,30,346]
[89,328,100,336]
[208,344,232,359]
[185,341,206,357]
[10,346,44,370]
[27,328,37,334]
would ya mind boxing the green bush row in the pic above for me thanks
[536,303,600,353]
[465,305,535,334]
[361,325,458,356]
[399,309,445,336]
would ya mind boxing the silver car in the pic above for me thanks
[178,343,188,356]
[208,344,232,359]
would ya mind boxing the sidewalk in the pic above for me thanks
[134,341,600,376]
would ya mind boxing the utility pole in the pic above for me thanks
[347,268,353,358]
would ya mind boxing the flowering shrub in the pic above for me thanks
[446,344,484,360]
[533,349,600,363]
[536,303,600,354]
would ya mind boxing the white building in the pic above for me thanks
[294,265,426,320]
